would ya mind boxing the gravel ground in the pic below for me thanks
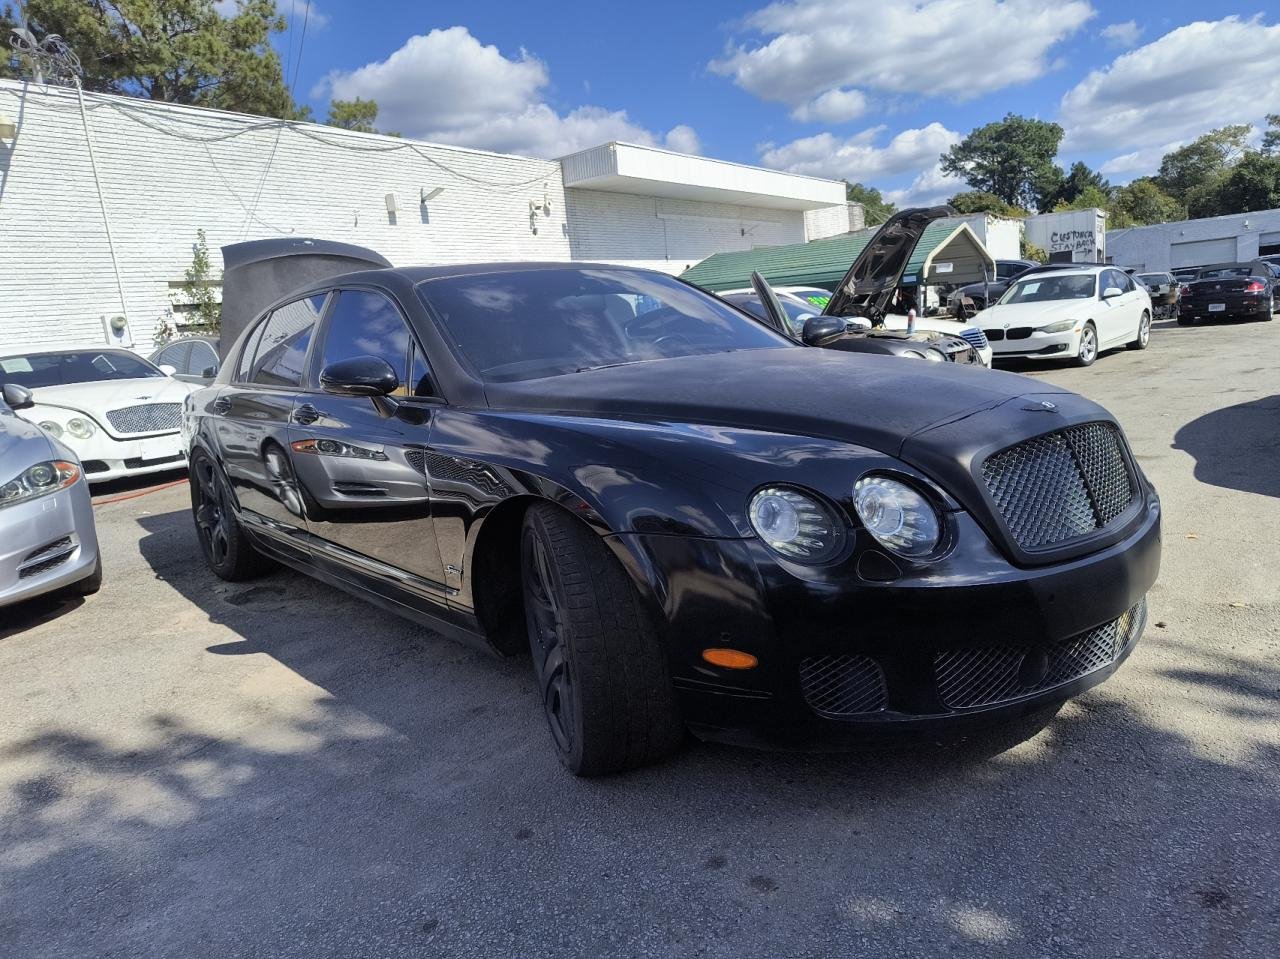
[2,316,1277,958]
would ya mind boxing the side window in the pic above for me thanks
[320,290,433,397]
[249,294,327,387]
[236,322,266,382]
[191,341,220,376]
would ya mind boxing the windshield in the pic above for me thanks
[418,268,791,382]
[723,294,817,336]
[1196,267,1253,279]
[999,274,1097,304]
[0,350,163,388]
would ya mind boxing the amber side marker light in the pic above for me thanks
[702,648,759,669]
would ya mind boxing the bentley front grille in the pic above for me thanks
[958,327,989,350]
[105,403,183,434]
[934,599,1147,709]
[981,422,1136,550]
[799,654,888,717]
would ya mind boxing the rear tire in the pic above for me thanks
[521,503,683,776]
[1073,323,1098,367]
[1176,315,1194,326]
[189,449,274,582]
[1127,311,1151,350]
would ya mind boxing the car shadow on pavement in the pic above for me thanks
[1173,394,1280,498]
[2,506,1277,957]
[0,594,84,640]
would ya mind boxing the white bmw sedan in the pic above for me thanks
[974,266,1152,367]
[0,348,197,483]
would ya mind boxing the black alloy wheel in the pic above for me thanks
[189,450,273,581]
[520,503,684,776]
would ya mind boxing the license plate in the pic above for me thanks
[1208,303,1226,312]
[138,436,178,461]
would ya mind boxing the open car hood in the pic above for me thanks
[823,206,955,322]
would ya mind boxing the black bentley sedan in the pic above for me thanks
[185,240,1161,775]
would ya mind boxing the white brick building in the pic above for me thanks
[0,80,846,353]
[1106,209,1280,271]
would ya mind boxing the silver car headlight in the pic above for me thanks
[65,416,97,439]
[1040,319,1077,334]
[852,475,941,558]
[0,460,81,510]
[748,486,846,563]
[38,419,64,438]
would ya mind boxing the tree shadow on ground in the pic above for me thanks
[1,506,1277,958]
[1173,395,1280,498]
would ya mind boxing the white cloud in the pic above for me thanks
[711,0,1094,109]
[1098,142,1181,177]
[1100,20,1142,48]
[884,164,967,208]
[316,27,698,158]
[759,122,960,185]
[1061,15,1280,166]
[791,88,867,124]
[217,0,328,28]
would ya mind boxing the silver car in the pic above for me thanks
[0,383,102,608]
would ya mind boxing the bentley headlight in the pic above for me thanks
[38,420,64,438]
[66,416,96,439]
[1040,319,1077,334]
[852,475,941,558]
[748,486,846,563]
[0,460,81,510]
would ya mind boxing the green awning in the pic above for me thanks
[681,217,994,292]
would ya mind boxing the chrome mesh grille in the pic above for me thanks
[105,403,183,434]
[935,599,1146,709]
[799,655,888,717]
[981,422,1136,549]
[958,327,989,350]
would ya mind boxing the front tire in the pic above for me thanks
[1073,322,1098,367]
[1127,311,1151,350]
[521,503,683,776]
[68,556,103,597]
[189,449,274,581]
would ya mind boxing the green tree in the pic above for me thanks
[1052,184,1112,214]
[1192,153,1280,216]
[946,190,1028,218]
[844,181,896,224]
[939,114,1065,211]
[326,97,379,133]
[1154,125,1252,204]
[179,229,220,335]
[1047,161,1111,208]
[0,0,303,119]
[1109,178,1183,227]
[1261,114,1280,157]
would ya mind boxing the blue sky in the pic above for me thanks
[271,0,1280,204]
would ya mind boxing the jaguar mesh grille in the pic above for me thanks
[105,403,183,434]
[799,655,888,717]
[934,599,1146,709]
[981,422,1136,549]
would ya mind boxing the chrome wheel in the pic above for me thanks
[522,525,577,755]
[1077,325,1098,366]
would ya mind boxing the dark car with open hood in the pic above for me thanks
[184,235,1161,775]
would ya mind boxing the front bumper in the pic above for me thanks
[0,477,100,608]
[618,485,1161,750]
[985,328,1078,360]
[54,429,188,483]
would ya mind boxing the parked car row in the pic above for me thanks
[1176,261,1279,325]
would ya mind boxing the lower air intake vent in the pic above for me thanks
[934,599,1147,709]
[799,655,888,717]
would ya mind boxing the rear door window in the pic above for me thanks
[247,294,328,387]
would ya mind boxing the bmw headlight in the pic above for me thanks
[0,460,81,510]
[748,486,846,563]
[852,475,942,558]
[1040,319,1077,334]
[38,420,64,438]
[66,416,97,439]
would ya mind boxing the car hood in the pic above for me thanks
[877,313,971,336]
[0,409,56,472]
[973,300,1089,328]
[484,348,1067,457]
[26,376,196,415]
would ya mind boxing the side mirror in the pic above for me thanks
[801,315,847,346]
[2,383,34,410]
[320,355,399,396]
[1102,287,1123,299]
[201,364,219,378]
[159,364,178,376]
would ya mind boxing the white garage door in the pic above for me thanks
[1170,237,1237,268]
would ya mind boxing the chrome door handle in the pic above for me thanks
[292,404,321,425]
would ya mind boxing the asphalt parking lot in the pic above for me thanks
[2,316,1277,958]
